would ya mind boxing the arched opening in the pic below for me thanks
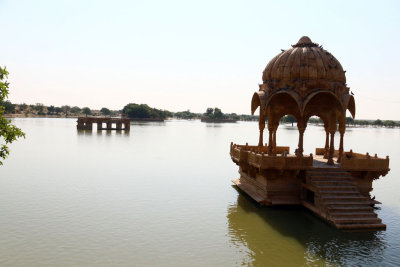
[264,92,302,154]
[303,91,344,164]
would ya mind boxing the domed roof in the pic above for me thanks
[261,36,346,97]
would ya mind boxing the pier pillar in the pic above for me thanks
[77,121,84,130]
[85,122,92,130]
[107,122,112,130]
[125,121,130,131]
[116,122,122,130]
[97,122,102,130]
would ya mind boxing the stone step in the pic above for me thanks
[309,172,351,177]
[320,191,360,196]
[330,212,377,218]
[324,200,371,206]
[321,195,367,201]
[327,206,374,212]
[307,171,350,175]
[313,180,357,186]
[318,186,357,191]
[332,217,382,224]
[336,223,386,230]
[310,175,353,180]
[308,168,348,173]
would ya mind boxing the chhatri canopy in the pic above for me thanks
[252,36,355,164]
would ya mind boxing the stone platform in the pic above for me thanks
[230,143,390,230]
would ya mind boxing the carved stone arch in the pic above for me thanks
[251,90,266,115]
[264,90,302,121]
[302,90,344,116]
[347,95,356,118]
[341,94,356,118]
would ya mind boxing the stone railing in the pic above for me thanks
[315,147,390,171]
[230,143,312,170]
[341,152,390,171]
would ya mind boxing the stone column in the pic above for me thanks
[323,125,329,159]
[272,125,278,149]
[327,131,335,165]
[116,122,122,130]
[258,117,265,148]
[296,121,306,156]
[97,121,102,130]
[125,121,130,131]
[85,122,92,130]
[107,122,112,130]
[77,121,84,130]
[268,126,274,155]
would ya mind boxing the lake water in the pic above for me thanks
[0,118,399,266]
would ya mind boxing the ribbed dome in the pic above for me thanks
[262,36,346,92]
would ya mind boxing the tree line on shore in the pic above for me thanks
[280,115,400,128]
[3,101,259,121]
[3,101,399,127]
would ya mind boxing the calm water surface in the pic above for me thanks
[0,118,399,266]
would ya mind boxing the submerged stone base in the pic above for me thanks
[230,144,389,230]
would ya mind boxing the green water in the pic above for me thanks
[0,118,399,266]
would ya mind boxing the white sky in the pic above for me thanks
[1,0,399,119]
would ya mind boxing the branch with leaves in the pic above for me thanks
[0,66,25,165]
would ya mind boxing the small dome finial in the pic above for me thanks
[292,36,318,48]
[298,36,312,44]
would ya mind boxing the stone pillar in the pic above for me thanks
[337,117,346,163]
[125,121,130,131]
[268,126,273,155]
[85,122,92,130]
[258,116,265,148]
[296,121,306,156]
[324,125,329,159]
[327,131,335,165]
[272,125,278,149]
[338,132,344,162]
[77,121,84,130]
[107,122,112,130]
[116,122,122,130]
[97,122,102,130]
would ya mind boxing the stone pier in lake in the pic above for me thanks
[77,117,130,131]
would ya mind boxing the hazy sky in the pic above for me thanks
[1,0,399,119]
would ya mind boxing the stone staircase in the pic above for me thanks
[305,168,386,230]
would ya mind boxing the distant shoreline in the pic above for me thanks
[4,114,400,128]
[200,118,238,123]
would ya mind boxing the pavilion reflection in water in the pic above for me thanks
[227,192,386,266]
[230,36,390,230]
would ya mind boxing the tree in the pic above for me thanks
[19,103,27,111]
[100,107,111,116]
[122,103,168,120]
[0,66,25,165]
[34,103,45,115]
[383,120,395,127]
[373,119,383,126]
[346,116,354,126]
[3,101,15,113]
[213,107,224,119]
[54,107,62,114]
[82,107,91,116]
[61,105,71,117]
[70,106,81,114]
[47,105,56,114]
[205,108,214,118]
